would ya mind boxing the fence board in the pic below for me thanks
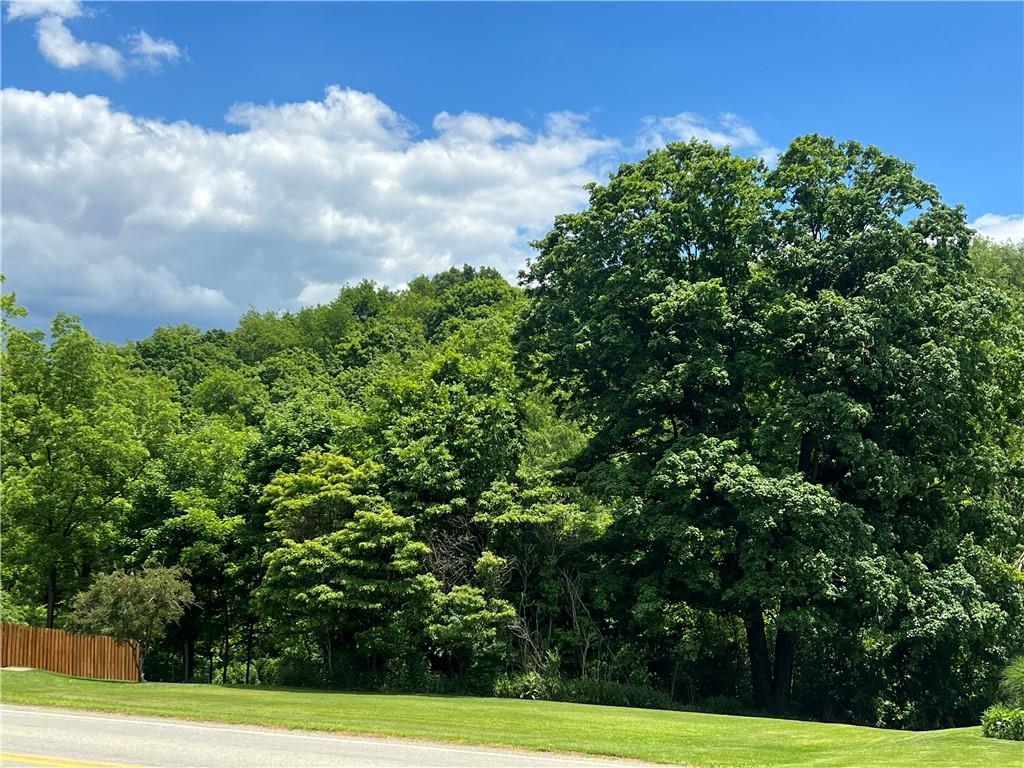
[0,622,136,681]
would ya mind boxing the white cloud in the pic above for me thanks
[638,111,779,165]
[433,112,528,144]
[0,86,617,331]
[35,14,125,77]
[297,281,345,307]
[4,0,82,21]
[126,30,183,69]
[970,213,1024,242]
[1,85,784,336]
[5,1,181,77]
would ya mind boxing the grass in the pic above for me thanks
[2,670,1021,768]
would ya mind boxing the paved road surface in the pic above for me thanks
[0,706,656,768]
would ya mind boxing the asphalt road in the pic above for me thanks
[0,706,655,768]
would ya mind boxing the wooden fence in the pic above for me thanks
[1,621,137,681]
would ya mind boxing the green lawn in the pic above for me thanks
[1,670,1020,768]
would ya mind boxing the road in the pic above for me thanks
[0,706,655,768]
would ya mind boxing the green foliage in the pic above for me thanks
[1,276,28,327]
[71,567,194,680]
[130,325,240,395]
[425,265,523,338]
[191,367,269,425]
[493,672,674,710]
[972,238,1024,292]
[257,348,332,402]
[1000,656,1024,707]
[981,704,1024,740]
[260,452,439,671]
[428,585,514,678]
[262,451,385,541]
[2,155,1021,730]
[2,314,178,627]
[230,309,303,366]
[0,586,45,626]
[520,135,1024,722]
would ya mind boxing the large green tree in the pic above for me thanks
[258,451,439,675]
[125,414,260,681]
[519,136,1023,721]
[2,314,178,627]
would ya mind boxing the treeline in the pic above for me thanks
[2,136,1023,730]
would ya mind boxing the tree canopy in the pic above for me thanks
[519,136,1024,722]
[1,139,1021,729]
[71,567,194,680]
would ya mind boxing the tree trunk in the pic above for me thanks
[184,637,195,682]
[132,642,145,682]
[771,627,796,716]
[45,563,58,629]
[221,603,231,684]
[244,617,255,685]
[798,430,819,484]
[746,609,798,715]
[744,610,772,710]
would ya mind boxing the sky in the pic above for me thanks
[2,1,1022,341]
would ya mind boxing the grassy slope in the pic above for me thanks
[1,671,1020,768]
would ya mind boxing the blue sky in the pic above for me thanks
[3,1,1022,340]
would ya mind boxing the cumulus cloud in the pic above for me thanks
[4,0,82,21]
[4,1,181,77]
[638,111,779,165]
[1,84,785,337]
[970,213,1024,242]
[126,30,183,69]
[1,86,618,333]
[297,281,347,307]
[34,14,125,77]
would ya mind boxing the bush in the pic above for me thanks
[557,678,673,709]
[493,674,672,710]
[999,655,1024,707]
[493,671,555,701]
[696,694,748,716]
[257,652,440,692]
[981,705,1024,740]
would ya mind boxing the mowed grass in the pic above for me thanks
[2,671,1020,768]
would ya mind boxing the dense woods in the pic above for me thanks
[2,136,1022,730]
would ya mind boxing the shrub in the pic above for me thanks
[557,678,673,709]
[999,655,1024,707]
[493,671,554,701]
[696,695,748,716]
[981,705,1024,741]
[492,674,672,710]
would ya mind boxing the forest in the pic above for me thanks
[2,135,1023,731]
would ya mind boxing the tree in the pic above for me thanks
[428,584,514,678]
[972,238,1024,292]
[71,567,194,680]
[259,451,439,675]
[191,367,269,425]
[126,415,259,681]
[230,309,303,366]
[260,510,438,675]
[261,451,385,541]
[1,314,178,627]
[519,136,1023,720]
[131,324,241,396]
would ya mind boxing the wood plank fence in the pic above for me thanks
[1,621,137,681]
